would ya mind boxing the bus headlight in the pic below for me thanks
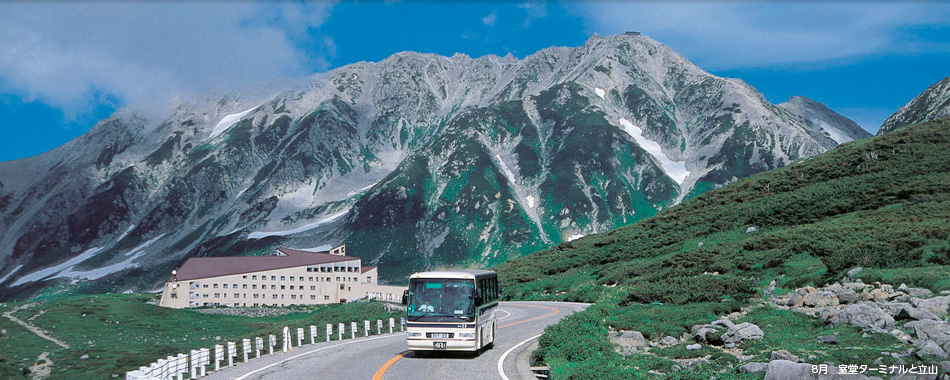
[458,333,475,339]
[407,332,422,338]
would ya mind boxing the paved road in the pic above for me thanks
[203,301,587,380]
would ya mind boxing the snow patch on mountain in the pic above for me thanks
[526,195,536,208]
[12,247,103,286]
[595,88,606,99]
[618,118,689,184]
[247,210,349,239]
[0,265,23,284]
[209,106,258,139]
[57,234,165,282]
[493,153,549,243]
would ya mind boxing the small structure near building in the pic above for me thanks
[625,31,641,36]
[159,245,405,308]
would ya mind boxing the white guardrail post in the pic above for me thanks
[242,338,251,363]
[337,323,344,341]
[377,319,382,335]
[269,334,276,355]
[213,345,223,371]
[400,317,406,332]
[282,326,291,352]
[364,320,370,337]
[350,322,356,339]
[389,317,394,334]
[326,324,332,342]
[190,350,199,379]
[297,327,304,347]
[255,337,263,358]
[310,325,317,345]
[227,342,236,367]
[199,348,209,377]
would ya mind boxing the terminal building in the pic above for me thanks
[158,245,405,309]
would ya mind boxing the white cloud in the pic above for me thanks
[0,2,334,120]
[482,10,498,27]
[518,1,548,28]
[577,3,950,70]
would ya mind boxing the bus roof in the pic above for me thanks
[409,270,496,280]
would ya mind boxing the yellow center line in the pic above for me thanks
[372,304,562,380]
[372,350,411,380]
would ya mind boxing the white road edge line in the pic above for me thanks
[498,309,512,320]
[497,333,542,380]
[234,333,405,380]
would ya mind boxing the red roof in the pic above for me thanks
[173,248,358,281]
[361,266,377,274]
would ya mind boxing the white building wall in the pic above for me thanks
[159,258,402,309]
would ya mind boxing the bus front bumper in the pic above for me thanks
[407,339,478,351]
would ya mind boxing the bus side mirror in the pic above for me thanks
[402,290,409,305]
[474,294,483,306]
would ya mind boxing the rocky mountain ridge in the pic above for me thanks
[0,34,864,299]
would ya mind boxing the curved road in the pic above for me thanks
[203,302,587,380]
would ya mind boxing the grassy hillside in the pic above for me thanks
[498,117,950,304]
[496,118,950,379]
[0,294,396,379]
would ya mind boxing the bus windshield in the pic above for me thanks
[407,278,475,322]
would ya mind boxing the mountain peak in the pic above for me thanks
[879,76,950,135]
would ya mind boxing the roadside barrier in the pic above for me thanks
[125,317,401,380]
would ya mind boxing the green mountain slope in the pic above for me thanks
[497,117,950,304]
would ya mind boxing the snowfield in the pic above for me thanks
[247,210,349,239]
[618,118,689,185]
[209,106,258,139]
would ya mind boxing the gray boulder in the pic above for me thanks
[898,283,933,298]
[917,340,949,359]
[908,320,950,352]
[738,362,768,374]
[830,303,896,331]
[609,330,647,356]
[911,296,950,317]
[692,325,725,345]
[771,349,799,362]
[764,360,817,380]
[894,305,941,322]
[686,343,701,351]
[817,334,839,344]
[722,322,765,345]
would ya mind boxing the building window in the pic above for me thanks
[291,295,296,300]
[272,294,278,299]
[271,285,276,290]
[252,275,257,280]
[310,286,316,291]
[214,293,220,298]
[299,276,304,281]
[281,276,286,281]
[311,295,316,300]
[171,293,178,299]
[252,284,257,289]
[326,277,330,282]
[281,285,286,290]
[335,277,340,282]
[242,275,247,279]
[223,284,228,289]
[367,277,372,283]
[233,284,237,288]
[339,284,345,290]
[289,286,294,290]
[234,293,240,298]
[309,277,313,282]
[243,284,247,289]
[254,294,259,299]
[203,284,209,288]
[203,294,209,298]
[214,284,218,289]
[289,276,294,281]
[324,295,330,300]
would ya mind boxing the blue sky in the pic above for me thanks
[1,1,948,162]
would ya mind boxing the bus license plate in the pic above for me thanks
[431,333,450,339]
[433,342,447,350]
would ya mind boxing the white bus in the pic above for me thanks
[402,270,499,353]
